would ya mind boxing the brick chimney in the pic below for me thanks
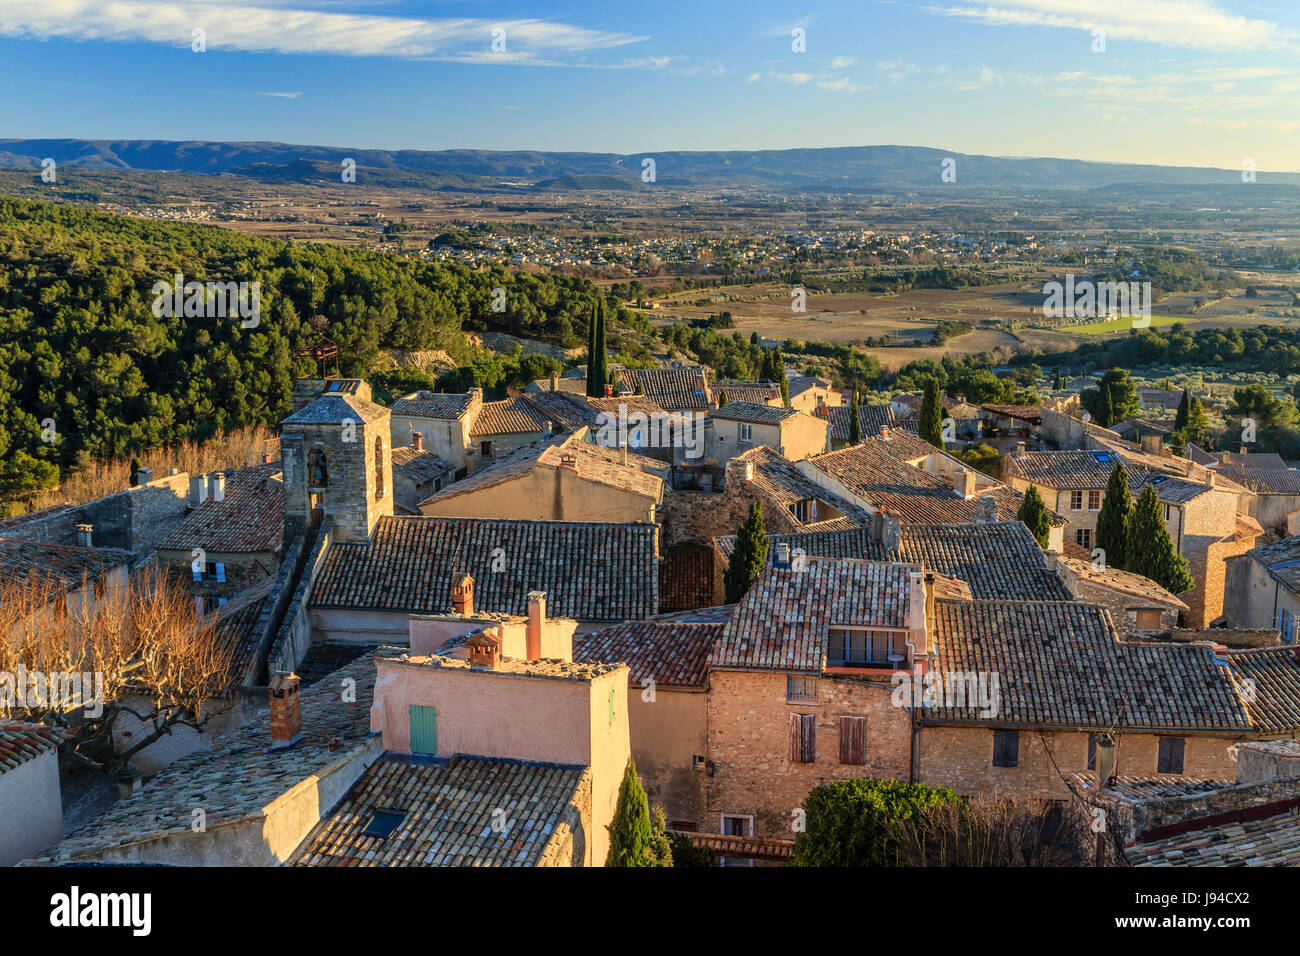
[604,383,614,397]
[526,591,547,660]
[452,573,474,616]
[879,425,890,440]
[210,472,226,503]
[558,452,578,472]
[76,523,93,548]
[550,371,560,392]
[468,629,502,670]
[269,672,303,750]
[412,431,424,452]
[189,474,208,506]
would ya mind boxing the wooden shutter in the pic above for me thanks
[409,705,438,756]
[789,713,815,763]
[1158,737,1184,774]
[839,716,866,765]
[993,730,1019,767]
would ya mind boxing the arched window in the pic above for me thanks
[374,436,385,501]
[307,448,328,489]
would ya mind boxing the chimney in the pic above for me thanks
[452,573,474,616]
[526,591,547,660]
[409,430,424,453]
[1016,441,1026,456]
[873,510,901,552]
[1206,471,1216,489]
[604,383,614,398]
[115,763,143,799]
[268,672,303,750]
[1043,549,1059,571]
[976,494,999,523]
[744,460,755,482]
[1140,432,1163,456]
[189,474,208,506]
[210,472,226,503]
[76,523,93,548]
[468,630,502,670]
[620,441,629,466]
[262,453,272,464]
[550,371,560,392]
[879,425,890,440]
[775,541,792,568]
[136,466,153,485]
[953,469,976,500]
[558,452,578,472]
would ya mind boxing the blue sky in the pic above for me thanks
[2,0,1298,168]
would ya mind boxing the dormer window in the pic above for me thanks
[828,627,909,669]
[308,448,328,490]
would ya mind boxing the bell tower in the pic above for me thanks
[280,382,393,542]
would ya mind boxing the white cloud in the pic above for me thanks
[257,90,301,98]
[775,72,815,85]
[829,55,856,68]
[928,0,1293,52]
[0,0,647,63]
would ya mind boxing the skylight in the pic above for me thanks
[362,809,405,838]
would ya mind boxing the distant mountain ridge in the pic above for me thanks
[2,139,1298,191]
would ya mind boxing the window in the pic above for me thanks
[362,809,405,839]
[1280,608,1297,644]
[786,675,820,703]
[480,440,494,458]
[1157,737,1185,774]
[1070,490,1084,510]
[1088,490,1102,510]
[993,730,1019,767]
[788,712,816,763]
[838,716,867,765]
[1075,528,1093,550]
[1135,609,1163,631]
[201,596,227,615]
[791,498,819,523]
[738,423,753,443]
[307,448,328,489]
[828,628,909,668]
[409,704,438,755]
[670,821,697,832]
[374,436,385,501]
[721,815,753,837]
[192,561,226,583]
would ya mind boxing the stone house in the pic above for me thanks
[388,389,482,479]
[1212,467,1300,537]
[1047,551,1188,635]
[390,436,454,512]
[1224,537,1300,641]
[707,402,829,466]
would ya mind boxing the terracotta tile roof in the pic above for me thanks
[419,433,666,507]
[528,376,588,396]
[979,404,1043,425]
[1126,810,1300,866]
[710,558,920,673]
[380,647,625,682]
[38,656,378,863]
[390,392,475,421]
[289,754,590,867]
[1055,555,1190,609]
[0,538,133,596]
[710,382,782,405]
[737,446,873,531]
[1009,449,1212,504]
[212,583,273,686]
[817,403,897,441]
[0,722,65,776]
[1246,537,1300,594]
[714,521,1071,601]
[0,505,73,534]
[586,395,671,420]
[1072,774,1231,803]
[659,544,715,611]
[1061,537,1095,561]
[470,397,549,437]
[1214,467,1300,496]
[616,368,709,411]
[310,516,658,621]
[788,375,833,396]
[391,447,454,485]
[520,391,599,430]
[674,830,794,860]
[282,393,389,426]
[710,401,802,426]
[1227,647,1300,733]
[574,620,724,688]
[809,437,1063,526]
[926,600,1253,730]
[158,464,284,554]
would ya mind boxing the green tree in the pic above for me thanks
[848,391,862,447]
[717,389,728,407]
[1094,462,1131,570]
[1186,396,1208,446]
[1174,389,1191,433]
[587,299,608,398]
[1016,485,1051,548]
[1082,369,1139,427]
[606,757,672,867]
[129,457,142,487]
[919,377,944,448]
[724,501,769,603]
[1125,484,1194,594]
[791,778,961,867]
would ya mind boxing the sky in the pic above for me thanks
[1,0,1299,169]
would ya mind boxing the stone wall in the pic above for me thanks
[705,669,910,839]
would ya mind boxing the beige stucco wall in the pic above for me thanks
[392,415,471,476]
[369,659,629,864]
[419,465,658,523]
[0,749,63,865]
[709,414,828,466]
[626,687,707,828]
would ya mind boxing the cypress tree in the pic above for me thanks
[919,377,944,449]
[586,300,599,397]
[1016,484,1051,548]
[1174,388,1191,433]
[129,457,142,487]
[606,756,671,866]
[588,298,608,397]
[717,389,728,407]
[1094,461,1131,569]
[1187,396,1208,445]
[1098,384,1114,428]
[725,501,769,603]
[848,391,862,447]
[1125,484,1195,594]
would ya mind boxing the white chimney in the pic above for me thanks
[76,523,93,548]
[189,474,208,506]
[210,473,226,503]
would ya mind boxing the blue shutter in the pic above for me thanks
[409,705,437,755]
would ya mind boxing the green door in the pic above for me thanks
[409,705,437,755]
